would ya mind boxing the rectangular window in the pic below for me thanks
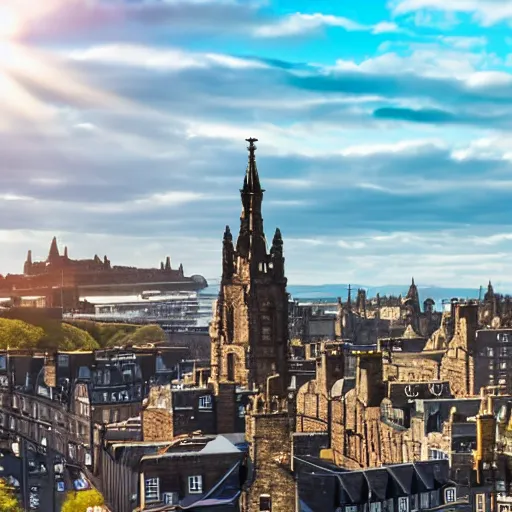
[345,507,358,512]
[429,491,439,508]
[370,503,382,512]
[398,497,409,512]
[420,493,430,509]
[198,395,212,410]
[58,355,69,368]
[260,494,271,511]
[475,494,485,512]
[188,475,202,494]
[0,356,6,370]
[238,405,246,418]
[145,477,160,502]
[444,487,456,503]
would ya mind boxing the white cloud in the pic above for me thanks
[253,12,401,38]
[437,35,487,49]
[67,44,267,70]
[391,0,512,26]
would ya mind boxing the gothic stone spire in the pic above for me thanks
[236,138,267,268]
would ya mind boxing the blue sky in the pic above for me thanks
[1,0,512,288]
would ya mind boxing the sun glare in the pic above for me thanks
[0,6,19,39]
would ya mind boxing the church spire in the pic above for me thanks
[236,138,267,269]
[48,237,60,262]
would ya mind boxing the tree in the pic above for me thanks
[0,318,44,350]
[0,479,22,512]
[61,324,100,350]
[62,489,105,512]
[128,324,167,345]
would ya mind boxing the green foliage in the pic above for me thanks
[61,324,100,350]
[0,479,22,512]
[0,316,99,351]
[68,320,138,348]
[128,324,167,345]
[62,489,105,512]
[67,320,167,348]
[0,318,45,350]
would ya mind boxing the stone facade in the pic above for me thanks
[242,398,295,512]
[209,139,289,397]
[142,385,173,442]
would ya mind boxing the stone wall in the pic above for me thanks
[142,385,173,442]
[440,304,478,397]
[242,412,295,512]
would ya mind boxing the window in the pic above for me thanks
[429,491,439,508]
[370,503,381,512]
[420,493,430,509]
[384,500,394,512]
[0,356,6,370]
[238,405,246,418]
[475,494,486,512]
[198,395,212,410]
[260,494,271,511]
[444,487,456,503]
[57,355,69,368]
[227,353,235,382]
[188,475,202,494]
[145,477,160,502]
[398,497,409,512]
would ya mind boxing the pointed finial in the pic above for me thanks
[165,256,171,270]
[64,246,68,259]
[272,227,282,244]
[48,237,60,261]
[411,277,415,286]
[223,225,232,243]
[26,250,32,265]
[246,137,258,153]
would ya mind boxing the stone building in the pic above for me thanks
[335,279,442,345]
[209,138,289,398]
[0,237,207,309]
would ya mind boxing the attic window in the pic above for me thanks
[188,475,203,494]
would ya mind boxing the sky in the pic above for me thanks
[1,0,512,289]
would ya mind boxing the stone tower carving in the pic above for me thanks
[210,138,289,397]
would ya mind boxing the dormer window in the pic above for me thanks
[188,475,202,494]
[198,395,212,410]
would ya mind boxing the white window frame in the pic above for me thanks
[398,497,409,512]
[198,395,212,410]
[145,477,160,502]
[188,475,203,494]
[444,487,456,503]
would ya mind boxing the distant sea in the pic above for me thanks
[201,282,492,312]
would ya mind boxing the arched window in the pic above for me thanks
[227,353,235,382]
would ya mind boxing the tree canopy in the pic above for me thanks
[0,318,44,350]
[0,480,22,512]
[68,320,167,347]
[61,323,100,351]
[62,489,105,512]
